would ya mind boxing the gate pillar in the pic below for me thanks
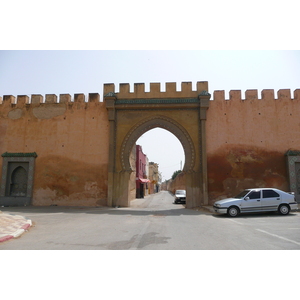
[199,91,211,205]
[105,91,116,207]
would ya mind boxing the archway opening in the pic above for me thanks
[129,127,186,205]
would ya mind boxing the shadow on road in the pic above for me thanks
[212,211,298,219]
[2,205,297,218]
[0,205,213,217]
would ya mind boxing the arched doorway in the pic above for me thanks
[10,166,28,197]
[104,81,211,208]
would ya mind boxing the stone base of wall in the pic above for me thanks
[0,196,31,206]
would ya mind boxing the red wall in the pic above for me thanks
[136,145,147,198]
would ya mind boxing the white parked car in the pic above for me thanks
[174,190,186,204]
[213,188,298,217]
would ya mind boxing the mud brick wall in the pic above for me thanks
[0,93,109,206]
[206,89,300,203]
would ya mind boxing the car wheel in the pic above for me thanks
[278,204,290,215]
[227,206,240,217]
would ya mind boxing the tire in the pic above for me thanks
[278,204,290,215]
[227,206,240,217]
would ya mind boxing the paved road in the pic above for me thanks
[1,191,299,249]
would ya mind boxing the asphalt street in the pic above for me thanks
[1,191,299,250]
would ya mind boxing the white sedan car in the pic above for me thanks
[174,190,186,204]
[213,188,298,217]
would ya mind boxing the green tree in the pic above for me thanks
[171,170,182,180]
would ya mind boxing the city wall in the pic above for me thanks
[1,84,299,206]
[206,89,300,201]
[166,172,186,195]
[0,93,109,206]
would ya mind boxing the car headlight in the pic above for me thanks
[215,203,221,207]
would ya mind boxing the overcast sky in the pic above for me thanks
[1,50,299,180]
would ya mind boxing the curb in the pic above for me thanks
[0,216,32,243]
[202,206,215,213]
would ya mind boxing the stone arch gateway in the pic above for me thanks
[104,81,211,208]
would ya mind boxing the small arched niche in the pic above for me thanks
[0,152,37,206]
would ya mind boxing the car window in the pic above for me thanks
[248,191,261,199]
[176,190,185,195]
[263,190,280,198]
[235,190,249,199]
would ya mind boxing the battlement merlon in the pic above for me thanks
[213,89,300,101]
[103,81,209,99]
[0,93,101,106]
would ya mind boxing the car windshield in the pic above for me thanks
[234,190,249,199]
[176,190,185,195]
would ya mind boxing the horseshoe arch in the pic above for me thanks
[121,116,195,173]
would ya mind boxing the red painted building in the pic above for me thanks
[136,145,149,198]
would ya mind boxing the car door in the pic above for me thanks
[261,189,280,211]
[240,190,262,212]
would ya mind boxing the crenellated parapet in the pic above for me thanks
[104,81,209,99]
[0,93,101,106]
[0,93,102,120]
[2,87,300,109]
[213,89,300,101]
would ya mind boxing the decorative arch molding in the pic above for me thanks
[121,115,195,173]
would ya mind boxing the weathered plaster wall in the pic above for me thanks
[206,89,300,203]
[167,172,186,194]
[0,93,109,206]
[1,85,300,207]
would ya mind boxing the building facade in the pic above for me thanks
[148,162,160,194]
[135,145,149,198]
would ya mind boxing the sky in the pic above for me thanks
[0,50,299,180]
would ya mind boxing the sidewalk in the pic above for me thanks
[0,210,32,243]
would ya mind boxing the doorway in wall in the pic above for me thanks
[0,152,37,206]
